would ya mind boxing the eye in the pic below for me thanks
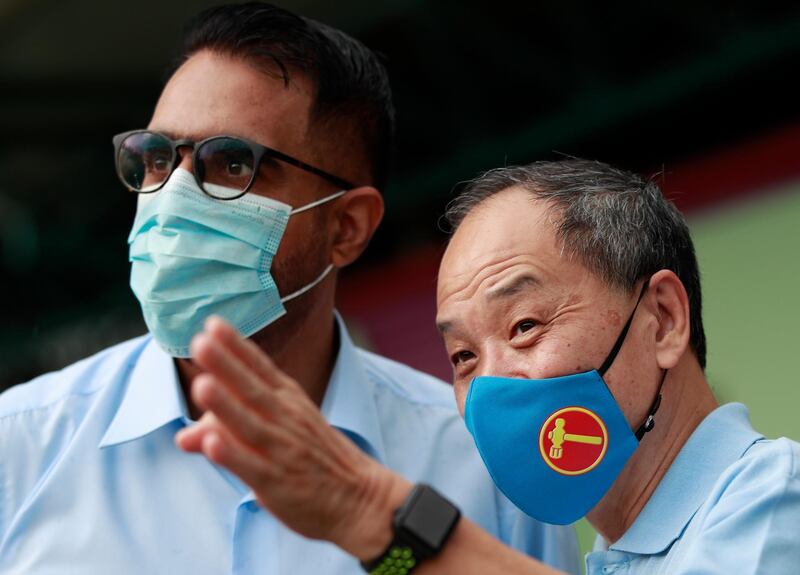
[210,149,255,180]
[145,153,171,173]
[514,319,538,335]
[451,349,476,366]
[226,159,253,178]
[153,157,170,171]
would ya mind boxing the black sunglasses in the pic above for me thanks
[112,130,356,200]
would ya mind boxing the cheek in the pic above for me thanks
[278,215,315,253]
[529,334,597,378]
[273,215,330,268]
[453,380,469,417]
[602,338,658,427]
[603,370,642,428]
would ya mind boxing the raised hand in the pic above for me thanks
[175,316,411,561]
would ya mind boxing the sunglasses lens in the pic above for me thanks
[117,132,174,192]
[196,138,255,199]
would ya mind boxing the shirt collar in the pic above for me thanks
[100,315,386,463]
[608,403,763,555]
[99,337,189,448]
[320,312,386,464]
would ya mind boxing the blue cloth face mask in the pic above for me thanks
[464,281,666,525]
[128,168,344,357]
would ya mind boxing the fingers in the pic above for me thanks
[190,330,274,412]
[198,424,277,489]
[175,411,221,452]
[175,428,201,452]
[179,315,321,469]
[190,374,296,456]
[204,316,291,387]
[191,373,291,451]
[177,410,280,490]
[176,422,206,453]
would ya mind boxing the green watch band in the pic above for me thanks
[365,544,418,575]
[361,484,461,574]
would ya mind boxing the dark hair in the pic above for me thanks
[176,2,395,189]
[445,159,707,369]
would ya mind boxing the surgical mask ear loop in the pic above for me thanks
[280,263,335,303]
[290,190,346,215]
[278,190,345,303]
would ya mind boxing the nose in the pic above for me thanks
[454,340,530,416]
[455,343,531,416]
[175,146,194,172]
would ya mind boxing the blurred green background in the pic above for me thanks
[1,0,799,566]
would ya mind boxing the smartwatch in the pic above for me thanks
[361,484,461,574]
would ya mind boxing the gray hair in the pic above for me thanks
[444,159,706,369]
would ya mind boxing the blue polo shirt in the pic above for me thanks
[586,403,800,574]
[0,315,579,574]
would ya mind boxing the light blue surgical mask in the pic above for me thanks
[128,168,344,357]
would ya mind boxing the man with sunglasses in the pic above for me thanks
[0,3,578,574]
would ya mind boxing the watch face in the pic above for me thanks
[402,487,461,550]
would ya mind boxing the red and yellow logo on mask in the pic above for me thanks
[539,407,608,475]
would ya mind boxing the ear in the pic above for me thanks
[329,186,384,268]
[649,269,691,370]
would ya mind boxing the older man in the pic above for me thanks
[0,4,578,574]
[180,159,800,574]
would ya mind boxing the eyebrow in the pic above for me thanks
[436,319,453,335]
[436,274,543,335]
[485,274,542,301]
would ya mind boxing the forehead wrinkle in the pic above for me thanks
[436,258,546,338]
[440,250,549,303]
[439,252,548,304]
[485,273,542,302]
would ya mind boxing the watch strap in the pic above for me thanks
[361,484,460,574]
[362,538,420,575]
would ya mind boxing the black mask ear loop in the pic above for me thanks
[634,369,667,441]
[596,279,667,442]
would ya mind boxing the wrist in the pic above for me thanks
[360,484,462,574]
[334,461,413,561]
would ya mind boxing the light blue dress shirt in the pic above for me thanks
[0,316,579,574]
[586,403,800,575]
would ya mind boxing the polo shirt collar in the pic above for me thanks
[99,336,189,448]
[607,403,763,555]
[320,312,386,464]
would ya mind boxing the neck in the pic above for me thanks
[587,357,717,543]
[177,283,339,420]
